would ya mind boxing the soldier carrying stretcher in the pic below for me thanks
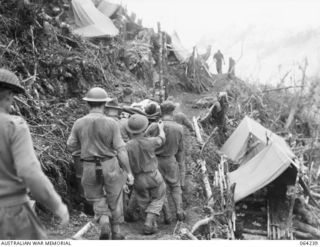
[67,87,134,240]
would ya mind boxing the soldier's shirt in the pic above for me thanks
[146,120,184,186]
[126,136,164,175]
[148,120,184,158]
[106,115,130,143]
[0,110,63,212]
[214,52,224,61]
[126,136,166,216]
[173,112,193,132]
[67,109,125,159]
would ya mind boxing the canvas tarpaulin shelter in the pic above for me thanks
[220,116,297,202]
[170,31,191,62]
[71,0,119,38]
[96,0,120,18]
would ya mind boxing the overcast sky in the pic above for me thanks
[109,0,320,84]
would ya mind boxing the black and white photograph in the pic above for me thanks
[0,0,320,243]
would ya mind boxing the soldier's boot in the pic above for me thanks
[111,224,125,240]
[162,199,172,224]
[125,210,140,222]
[125,195,140,222]
[99,215,111,240]
[172,191,185,221]
[143,213,158,235]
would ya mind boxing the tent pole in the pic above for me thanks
[157,22,164,103]
[285,157,301,238]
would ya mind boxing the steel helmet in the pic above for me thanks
[126,114,149,134]
[144,102,158,115]
[83,87,111,102]
[105,98,122,110]
[0,68,25,94]
[160,100,177,115]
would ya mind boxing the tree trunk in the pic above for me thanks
[293,220,320,238]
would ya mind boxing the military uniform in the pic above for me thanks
[126,136,166,216]
[174,112,193,132]
[147,119,185,220]
[0,111,64,239]
[67,110,127,225]
[213,51,224,74]
[108,116,130,143]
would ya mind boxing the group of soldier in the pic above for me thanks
[0,68,190,240]
[67,86,188,239]
[213,50,236,77]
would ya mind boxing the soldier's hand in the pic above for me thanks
[123,184,130,194]
[55,203,70,227]
[158,120,164,130]
[181,185,186,191]
[127,173,134,186]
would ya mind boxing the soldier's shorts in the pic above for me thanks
[133,170,166,216]
[157,156,181,188]
[82,157,126,224]
[0,202,47,240]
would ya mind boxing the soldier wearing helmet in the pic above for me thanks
[67,87,134,240]
[0,68,69,239]
[105,98,130,143]
[125,114,166,235]
[146,100,186,223]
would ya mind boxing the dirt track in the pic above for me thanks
[43,90,211,240]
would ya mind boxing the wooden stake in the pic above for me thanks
[285,159,301,238]
[197,159,213,206]
[267,200,271,239]
[157,22,164,103]
[193,117,204,144]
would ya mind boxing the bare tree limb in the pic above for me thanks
[71,221,94,240]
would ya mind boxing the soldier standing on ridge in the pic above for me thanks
[67,87,134,240]
[0,68,69,239]
[228,57,236,79]
[213,50,225,74]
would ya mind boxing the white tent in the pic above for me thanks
[72,0,119,38]
[220,116,297,202]
[170,31,191,62]
[96,0,120,18]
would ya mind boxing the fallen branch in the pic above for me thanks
[293,220,320,238]
[14,96,30,108]
[293,230,314,240]
[197,159,213,206]
[191,212,224,233]
[243,228,268,236]
[263,85,304,93]
[193,116,204,144]
[0,39,14,58]
[180,228,198,240]
[71,221,94,240]
[200,127,218,156]
[311,191,320,199]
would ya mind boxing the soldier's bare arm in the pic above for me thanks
[67,121,80,153]
[11,120,69,225]
[112,122,134,184]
